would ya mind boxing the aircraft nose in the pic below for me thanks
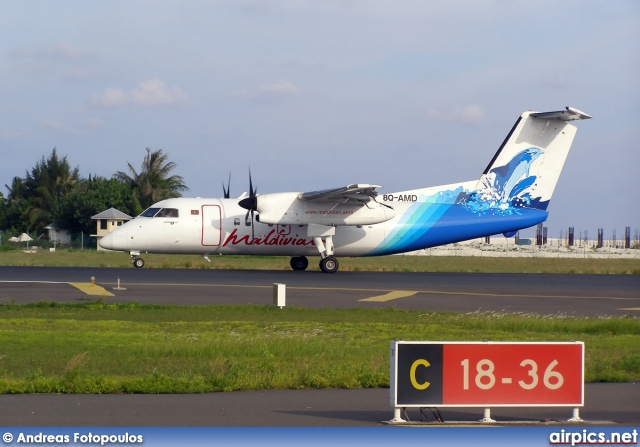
[99,232,115,250]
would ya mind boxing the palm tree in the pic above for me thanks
[5,177,27,203]
[3,177,30,231]
[25,148,80,231]
[114,148,189,212]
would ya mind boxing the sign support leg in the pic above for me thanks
[388,408,406,423]
[480,408,496,423]
[568,407,583,422]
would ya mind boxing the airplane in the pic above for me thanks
[99,106,591,273]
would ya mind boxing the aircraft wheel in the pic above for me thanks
[319,256,339,273]
[290,256,309,271]
[133,258,145,268]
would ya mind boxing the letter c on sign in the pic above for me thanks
[410,359,431,390]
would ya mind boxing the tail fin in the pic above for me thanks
[464,106,591,212]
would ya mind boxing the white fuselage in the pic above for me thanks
[98,179,548,258]
[100,196,399,257]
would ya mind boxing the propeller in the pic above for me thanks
[238,169,258,241]
[222,173,231,199]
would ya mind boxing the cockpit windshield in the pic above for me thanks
[140,207,161,217]
[139,207,179,218]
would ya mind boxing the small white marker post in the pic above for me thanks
[112,278,127,291]
[273,283,286,308]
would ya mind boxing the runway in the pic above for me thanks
[1,266,639,426]
[1,266,639,317]
[2,384,639,426]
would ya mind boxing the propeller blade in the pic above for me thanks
[239,169,258,210]
[248,168,257,197]
[240,169,258,241]
[251,210,255,241]
[222,173,231,199]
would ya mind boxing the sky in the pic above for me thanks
[1,0,638,239]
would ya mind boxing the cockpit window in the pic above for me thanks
[139,207,179,218]
[157,208,179,218]
[140,207,161,217]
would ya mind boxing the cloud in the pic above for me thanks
[0,124,23,141]
[42,118,69,133]
[9,42,87,61]
[42,117,107,136]
[42,117,87,136]
[35,43,87,61]
[8,43,92,77]
[539,74,569,89]
[426,105,485,124]
[83,118,107,129]
[234,79,299,102]
[90,79,189,108]
[63,66,103,81]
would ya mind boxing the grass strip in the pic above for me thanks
[0,302,638,393]
[0,249,639,273]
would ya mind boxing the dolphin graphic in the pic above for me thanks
[489,147,543,203]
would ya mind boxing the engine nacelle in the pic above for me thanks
[252,192,395,226]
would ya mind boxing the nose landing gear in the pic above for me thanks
[130,251,145,268]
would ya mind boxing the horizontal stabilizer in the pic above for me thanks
[531,106,592,121]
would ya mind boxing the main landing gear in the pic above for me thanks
[306,224,340,273]
[288,255,339,273]
[319,256,339,273]
[290,256,309,271]
[289,225,340,273]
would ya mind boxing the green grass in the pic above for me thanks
[0,302,638,393]
[1,248,639,273]
[1,249,637,393]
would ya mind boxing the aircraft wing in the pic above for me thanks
[298,184,381,203]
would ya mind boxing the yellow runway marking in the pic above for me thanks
[359,291,418,302]
[619,307,640,311]
[69,283,114,297]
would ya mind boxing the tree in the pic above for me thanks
[114,147,188,213]
[5,176,27,202]
[55,176,136,234]
[24,148,80,232]
[2,176,33,233]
